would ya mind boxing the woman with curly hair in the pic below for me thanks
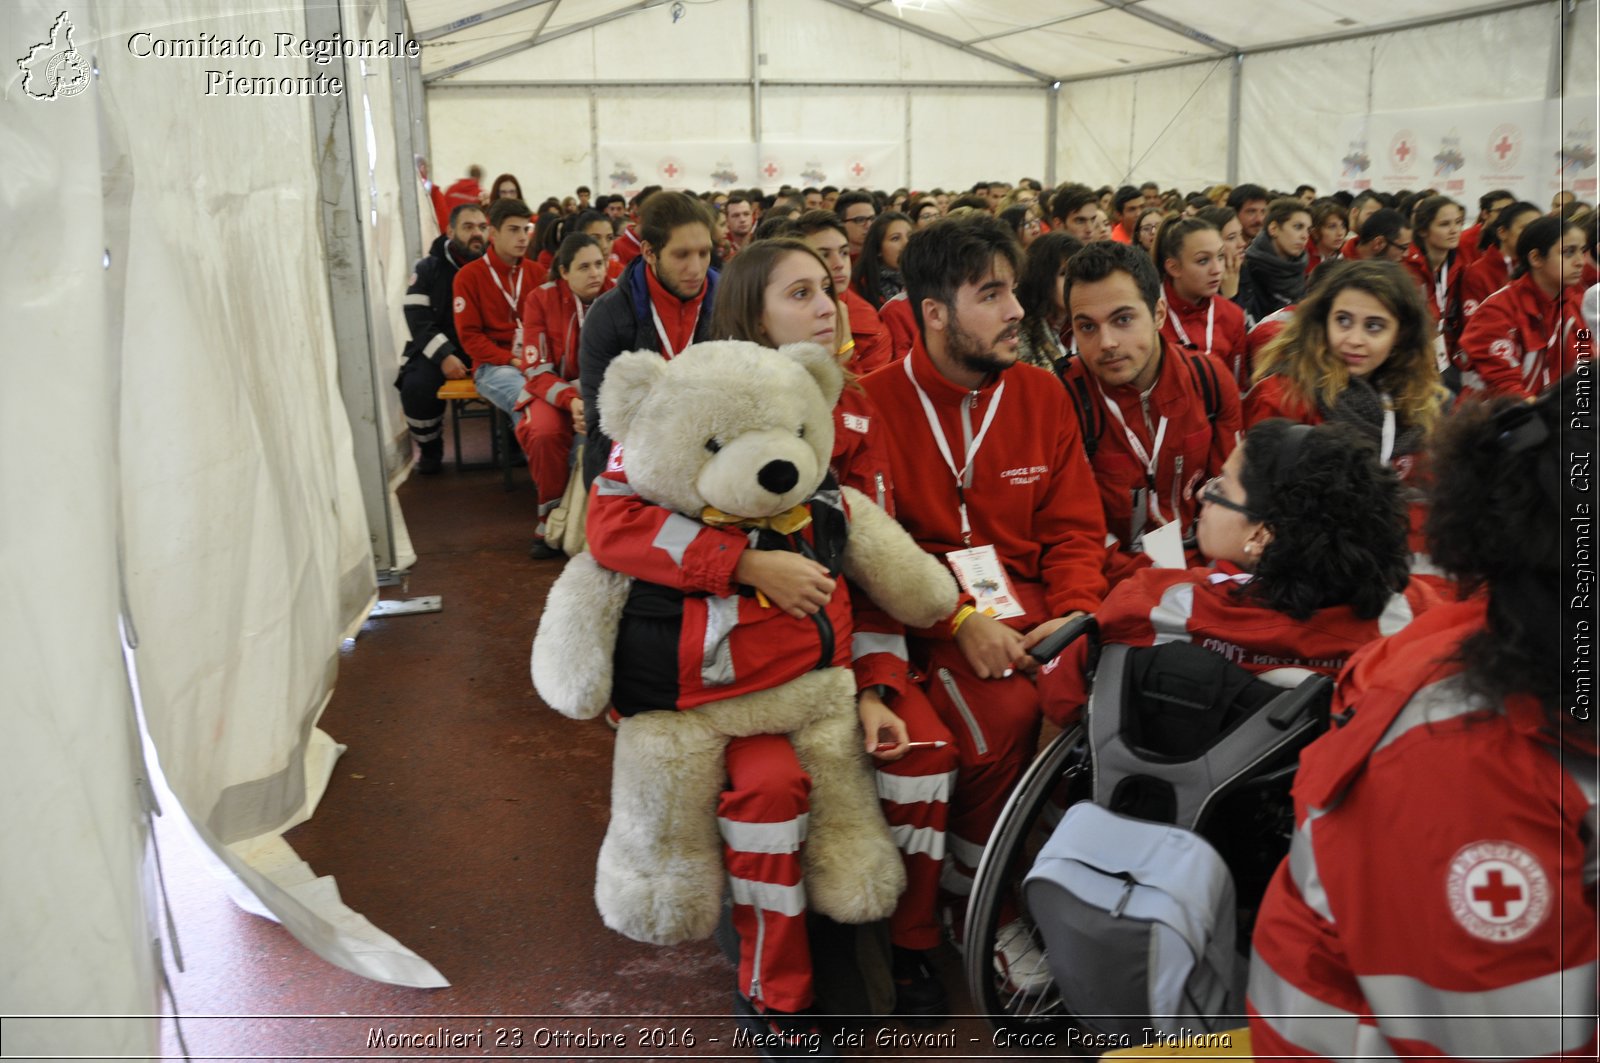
[1039,418,1434,723]
[1244,259,1448,480]
[1248,372,1595,1060]
[1013,231,1081,375]
[850,210,912,308]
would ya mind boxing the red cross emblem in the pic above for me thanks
[1493,135,1515,161]
[851,162,865,177]
[1471,868,1523,917]
[764,162,779,177]
[1447,841,1549,943]
[1395,141,1411,162]
[663,162,679,179]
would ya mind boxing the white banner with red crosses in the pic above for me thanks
[597,141,901,197]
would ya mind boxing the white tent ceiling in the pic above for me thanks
[406,0,1543,84]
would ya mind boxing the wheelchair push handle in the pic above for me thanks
[1027,613,1099,664]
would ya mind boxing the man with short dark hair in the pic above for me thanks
[1139,180,1162,205]
[1349,208,1413,262]
[860,215,1108,994]
[801,186,822,210]
[1460,188,1514,270]
[452,198,541,424]
[1227,183,1270,242]
[1050,184,1101,242]
[1059,241,1242,583]
[1339,190,1386,257]
[724,194,755,258]
[820,185,839,212]
[601,194,626,225]
[575,185,592,211]
[611,185,663,269]
[835,190,877,261]
[578,191,719,485]
[1294,183,1317,205]
[397,203,487,473]
[1110,185,1144,244]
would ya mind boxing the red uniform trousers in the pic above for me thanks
[721,734,813,1013]
[512,402,574,518]
[872,684,958,952]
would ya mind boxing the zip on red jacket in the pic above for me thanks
[1036,559,1436,727]
[1247,595,1597,1060]
[877,293,919,365]
[1160,279,1250,388]
[514,276,614,413]
[1061,338,1242,559]
[842,288,892,374]
[452,246,544,368]
[859,338,1109,631]
[599,477,856,714]
[1458,272,1589,400]
[1461,248,1512,317]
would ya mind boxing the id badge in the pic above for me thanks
[1433,331,1448,373]
[512,323,525,367]
[945,544,1025,620]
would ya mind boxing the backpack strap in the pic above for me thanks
[1067,373,1103,461]
[1184,351,1221,429]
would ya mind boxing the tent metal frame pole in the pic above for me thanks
[1547,0,1572,101]
[750,0,763,172]
[904,90,913,190]
[305,0,398,579]
[1226,53,1242,184]
[428,79,1046,91]
[389,0,422,268]
[814,0,1052,83]
[590,88,601,194]
[414,0,557,42]
[1046,82,1060,188]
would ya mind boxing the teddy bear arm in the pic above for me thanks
[531,552,633,719]
[838,485,960,630]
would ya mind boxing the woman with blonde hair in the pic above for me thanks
[1244,259,1448,475]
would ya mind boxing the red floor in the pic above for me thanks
[156,424,1052,1062]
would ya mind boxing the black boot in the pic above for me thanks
[891,946,948,1024]
[415,439,443,475]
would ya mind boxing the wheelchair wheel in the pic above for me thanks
[963,724,1090,1029]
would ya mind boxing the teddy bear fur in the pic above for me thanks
[531,340,958,946]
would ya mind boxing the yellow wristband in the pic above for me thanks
[838,338,856,356]
[949,604,977,636]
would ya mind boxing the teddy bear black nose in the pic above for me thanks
[757,460,799,495]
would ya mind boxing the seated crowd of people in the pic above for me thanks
[398,162,1596,1060]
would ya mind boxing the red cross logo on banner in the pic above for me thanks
[663,162,680,179]
[762,159,781,180]
[1488,124,1522,171]
[851,162,866,177]
[1493,136,1515,161]
[1389,130,1416,170]
[1395,141,1411,162]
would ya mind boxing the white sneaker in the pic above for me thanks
[993,920,1052,994]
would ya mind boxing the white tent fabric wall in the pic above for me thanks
[2,4,157,1055]
[1057,59,1232,190]
[6,0,444,1043]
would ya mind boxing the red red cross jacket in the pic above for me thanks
[613,225,643,268]
[1160,280,1250,388]
[1458,272,1589,401]
[1036,560,1437,726]
[1060,340,1242,560]
[1242,303,1295,376]
[452,247,544,368]
[514,276,613,413]
[842,288,892,374]
[1457,221,1486,270]
[877,293,919,365]
[1247,596,1598,1060]
[1461,248,1512,317]
[859,340,1109,631]
[1401,245,1465,363]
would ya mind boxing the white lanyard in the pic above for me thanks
[1432,259,1450,326]
[1100,391,1169,523]
[650,300,690,359]
[1167,289,1214,356]
[1379,394,1396,466]
[487,256,523,314]
[903,356,1005,544]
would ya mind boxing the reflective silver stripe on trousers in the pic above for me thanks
[1376,589,1414,636]
[852,631,908,662]
[651,512,702,565]
[1247,948,1363,1056]
[422,333,448,357]
[728,875,807,918]
[1148,581,1197,645]
[718,813,808,855]
[1358,963,1598,1060]
[537,498,560,516]
[404,293,431,306]
[947,831,986,871]
[939,861,973,896]
[1373,673,1493,755]
[876,768,955,806]
[889,823,945,860]
[1288,806,1335,922]
[937,668,987,756]
[701,595,739,687]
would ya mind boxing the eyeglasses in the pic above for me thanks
[844,214,876,226]
[1198,476,1256,518]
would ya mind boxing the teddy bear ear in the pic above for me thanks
[598,349,665,440]
[777,342,844,408]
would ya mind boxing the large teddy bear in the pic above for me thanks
[531,339,958,947]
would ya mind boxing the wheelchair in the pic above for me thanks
[962,615,1334,1032]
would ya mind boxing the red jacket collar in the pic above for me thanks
[905,336,1005,405]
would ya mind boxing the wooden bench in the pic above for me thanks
[435,378,514,491]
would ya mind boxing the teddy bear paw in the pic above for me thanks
[802,831,907,925]
[595,858,725,946]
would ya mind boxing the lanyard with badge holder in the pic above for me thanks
[487,256,526,364]
[1099,388,1169,546]
[902,357,1024,620]
[1431,257,1451,371]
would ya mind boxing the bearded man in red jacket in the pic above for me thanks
[859,215,1108,988]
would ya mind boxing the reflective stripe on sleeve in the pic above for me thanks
[651,512,702,565]
[876,769,955,806]
[1148,581,1197,645]
[1288,806,1335,923]
[718,813,808,855]
[422,333,449,357]
[404,293,431,306]
[852,631,908,662]
[594,476,633,496]
[701,595,738,687]
[1359,964,1598,1060]
[1377,590,1414,636]
[546,380,573,405]
[1373,673,1493,755]
[1247,948,1363,1056]
[728,875,806,917]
